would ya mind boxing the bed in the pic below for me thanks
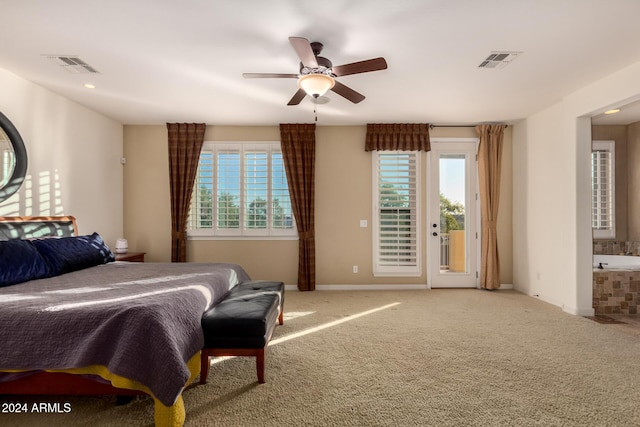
[0,216,251,426]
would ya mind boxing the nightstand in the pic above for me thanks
[115,252,146,262]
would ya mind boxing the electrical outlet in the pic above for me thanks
[352,265,358,273]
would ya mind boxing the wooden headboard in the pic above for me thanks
[0,216,78,241]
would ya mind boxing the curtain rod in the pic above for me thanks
[429,124,508,129]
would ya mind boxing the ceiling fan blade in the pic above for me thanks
[287,88,307,106]
[331,81,365,104]
[289,37,318,68]
[332,57,388,77]
[243,73,298,79]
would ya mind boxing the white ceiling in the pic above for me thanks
[2,0,640,126]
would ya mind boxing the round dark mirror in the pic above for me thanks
[0,112,27,203]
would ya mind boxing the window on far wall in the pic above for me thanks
[372,151,421,276]
[592,140,615,239]
[188,141,296,239]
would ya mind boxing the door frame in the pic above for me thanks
[426,138,481,288]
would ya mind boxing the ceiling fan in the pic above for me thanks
[243,36,388,105]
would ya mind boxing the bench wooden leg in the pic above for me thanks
[256,348,265,384]
[200,350,211,384]
[201,348,267,384]
[278,306,284,325]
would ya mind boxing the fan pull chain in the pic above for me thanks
[313,94,318,122]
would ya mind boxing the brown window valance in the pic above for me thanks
[365,123,431,152]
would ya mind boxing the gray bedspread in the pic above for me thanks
[0,262,250,406]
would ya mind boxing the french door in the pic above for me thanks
[427,139,479,288]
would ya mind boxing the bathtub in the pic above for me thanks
[593,254,640,270]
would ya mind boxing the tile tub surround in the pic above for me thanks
[592,242,640,314]
[593,270,640,315]
[593,240,640,255]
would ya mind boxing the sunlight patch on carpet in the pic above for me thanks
[209,303,400,366]
[283,311,314,321]
[269,302,401,346]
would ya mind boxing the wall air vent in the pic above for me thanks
[478,51,522,69]
[45,55,99,74]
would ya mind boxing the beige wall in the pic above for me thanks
[122,125,172,260]
[123,124,513,287]
[628,122,640,240]
[592,125,628,241]
[0,67,123,245]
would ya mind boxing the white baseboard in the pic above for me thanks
[524,291,563,308]
[285,283,514,291]
[562,305,595,317]
[285,284,428,291]
[522,291,595,316]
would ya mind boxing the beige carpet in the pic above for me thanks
[4,289,640,426]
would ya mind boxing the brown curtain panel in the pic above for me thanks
[280,123,316,291]
[476,124,505,289]
[365,123,431,151]
[167,122,206,262]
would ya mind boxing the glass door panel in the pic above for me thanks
[428,140,478,288]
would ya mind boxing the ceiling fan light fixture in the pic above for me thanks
[298,73,335,97]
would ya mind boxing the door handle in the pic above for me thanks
[432,232,438,237]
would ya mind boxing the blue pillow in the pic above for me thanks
[0,239,51,287]
[32,232,115,276]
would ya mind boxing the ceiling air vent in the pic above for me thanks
[478,51,522,69]
[45,55,99,74]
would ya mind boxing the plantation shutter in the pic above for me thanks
[217,147,241,231]
[244,148,269,232]
[190,148,214,229]
[189,142,295,237]
[374,151,420,275]
[271,151,293,230]
[592,140,615,238]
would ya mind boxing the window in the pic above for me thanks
[592,140,615,239]
[189,142,296,238]
[372,151,421,276]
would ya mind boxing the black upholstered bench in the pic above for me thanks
[200,281,285,384]
[230,280,285,325]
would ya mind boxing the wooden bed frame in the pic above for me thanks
[0,371,143,396]
[0,216,144,398]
